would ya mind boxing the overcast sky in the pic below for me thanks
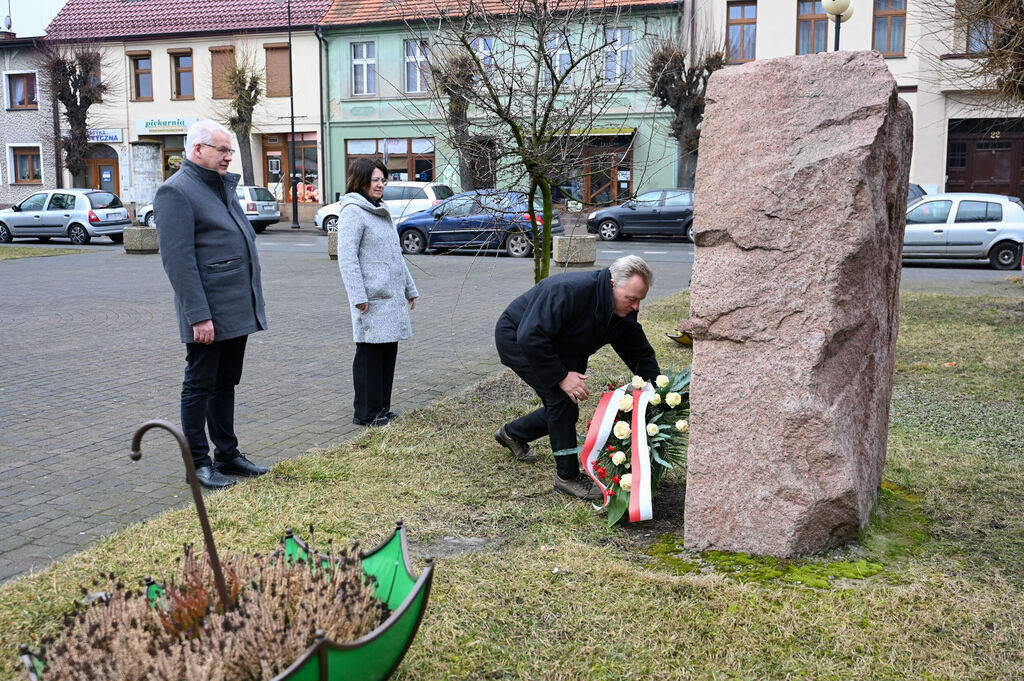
[9,0,67,37]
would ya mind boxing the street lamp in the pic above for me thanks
[274,0,301,228]
[822,0,854,51]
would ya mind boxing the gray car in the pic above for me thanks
[137,185,280,233]
[904,192,1024,270]
[0,189,131,244]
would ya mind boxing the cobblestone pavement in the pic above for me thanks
[0,233,691,583]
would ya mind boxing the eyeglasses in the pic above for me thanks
[200,142,236,155]
[370,177,388,185]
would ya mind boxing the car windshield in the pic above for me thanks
[433,185,455,200]
[86,192,122,209]
[250,187,276,202]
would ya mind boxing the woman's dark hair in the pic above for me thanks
[346,157,388,198]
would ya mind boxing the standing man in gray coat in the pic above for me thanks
[155,119,270,490]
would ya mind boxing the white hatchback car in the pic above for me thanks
[314,181,455,231]
[904,192,1024,270]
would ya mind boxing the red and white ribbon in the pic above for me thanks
[579,386,627,509]
[628,385,655,522]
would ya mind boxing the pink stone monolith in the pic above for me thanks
[683,51,913,556]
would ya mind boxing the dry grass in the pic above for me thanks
[0,246,84,261]
[1,291,1022,680]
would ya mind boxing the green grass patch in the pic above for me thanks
[0,246,83,260]
[1,290,1023,679]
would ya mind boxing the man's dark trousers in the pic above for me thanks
[501,358,580,480]
[182,335,247,468]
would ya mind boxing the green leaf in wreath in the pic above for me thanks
[607,488,629,527]
[552,445,583,458]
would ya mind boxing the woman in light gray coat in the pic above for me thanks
[337,158,419,426]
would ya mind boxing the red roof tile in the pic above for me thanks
[46,0,334,41]
[321,0,678,27]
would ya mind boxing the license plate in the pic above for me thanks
[105,211,121,220]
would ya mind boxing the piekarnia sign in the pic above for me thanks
[135,117,198,135]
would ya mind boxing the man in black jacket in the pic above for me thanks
[494,255,661,500]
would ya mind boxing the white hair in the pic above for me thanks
[609,255,654,288]
[185,119,232,161]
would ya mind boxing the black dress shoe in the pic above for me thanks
[191,465,237,490]
[352,415,391,427]
[215,453,269,477]
[384,411,400,422]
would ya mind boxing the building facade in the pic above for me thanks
[0,33,59,207]
[43,0,333,217]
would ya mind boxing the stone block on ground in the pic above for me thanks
[552,234,596,266]
[327,231,338,259]
[122,226,159,254]
[684,51,913,557]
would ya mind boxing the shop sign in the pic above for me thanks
[88,129,123,143]
[135,116,198,134]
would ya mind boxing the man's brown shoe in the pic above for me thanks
[494,426,538,463]
[554,473,602,501]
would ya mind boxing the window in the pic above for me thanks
[345,138,436,182]
[129,52,153,100]
[47,193,76,211]
[955,200,1002,223]
[210,46,236,99]
[797,1,827,55]
[872,0,906,56]
[947,141,967,169]
[264,44,291,97]
[727,1,757,62]
[6,72,37,109]
[966,17,994,53]
[170,49,193,99]
[634,190,664,206]
[604,28,633,83]
[663,190,694,206]
[907,200,952,224]
[13,146,42,184]
[546,33,572,87]
[19,193,47,211]
[405,39,429,93]
[352,41,376,95]
[471,37,495,79]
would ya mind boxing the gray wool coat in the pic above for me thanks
[336,192,418,344]
[155,159,267,343]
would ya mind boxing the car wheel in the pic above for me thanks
[252,224,266,234]
[598,219,620,241]
[108,233,124,244]
[68,224,91,245]
[685,221,694,243]
[505,231,533,258]
[989,241,1022,270]
[145,212,156,228]
[0,222,11,243]
[324,216,338,232]
[400,229,427,255]
[36,237,52,243]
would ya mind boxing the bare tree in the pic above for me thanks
[38,44,110,187]
[409,0,640,282]
[218,49,265,186]
[646,7,724,188]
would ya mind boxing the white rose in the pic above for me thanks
[655,374,669,388]
[619,473,632,491]
[613,421,631,440]
[649,393,662,406]
[647,422,659,437]
[611,451,626,466]
[618,395,633,413]
[675,419,689,432]
[666,392,682,408]
[631,375,645,389]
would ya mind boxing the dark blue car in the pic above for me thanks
[396,190,563,257]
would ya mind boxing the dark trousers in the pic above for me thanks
[181,335,247,468]
[353,342,398,422]
[502,360,581,479]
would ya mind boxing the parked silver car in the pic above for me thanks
[315,181,455,231]
[904,192,1024,270]
[137,185,279,233]
[0,189,131,244]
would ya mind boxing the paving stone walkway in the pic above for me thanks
[0,234,690,583]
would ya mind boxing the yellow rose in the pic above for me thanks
[631,375,645,389]
[619,473,632,491]
[611,451,626,466]
[618,395,633,413]
[649,393,662,406]
[647,422,659,437]
[666,392,682,408]
[655,374,669,388]
[613,421,631,440]
[675,419,689,432]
